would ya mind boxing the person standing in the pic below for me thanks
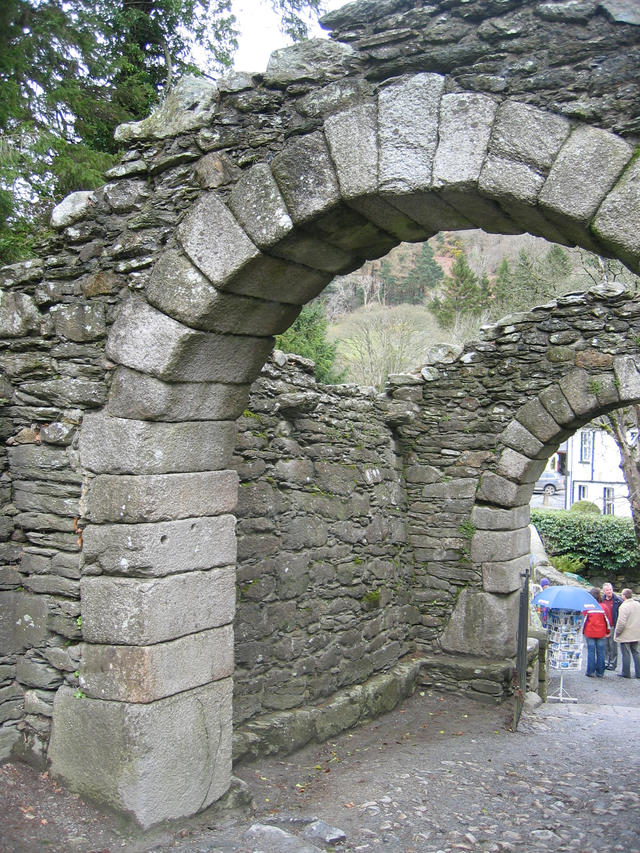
[614,589,640,679]
[600,582,623,670]
[583,587,610,678]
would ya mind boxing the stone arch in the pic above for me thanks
[42,72,640,824]
[442,355,640,662]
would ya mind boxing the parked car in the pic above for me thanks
[533,470,566,495]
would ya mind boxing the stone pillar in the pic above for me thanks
[48,413,240,828]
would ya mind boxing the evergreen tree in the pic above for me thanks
[431,250,485,329]
[275,301,344,384]
[0,0,324,265]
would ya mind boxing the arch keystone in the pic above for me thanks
[378,72,444,193]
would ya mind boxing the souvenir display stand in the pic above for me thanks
[546,609,583,703]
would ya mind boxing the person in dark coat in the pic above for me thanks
[600,582,623,670]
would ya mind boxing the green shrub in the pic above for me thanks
[569,500,601,514]
[531,508,640,575]
[550,554,586,574]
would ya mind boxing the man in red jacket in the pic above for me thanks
[583,587,611,678]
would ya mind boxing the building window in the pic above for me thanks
[603,487,615,515]
[577,485,587,501]
[579,431,593,463]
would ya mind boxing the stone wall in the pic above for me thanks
[233,353,413,724]
[0,0,639,828]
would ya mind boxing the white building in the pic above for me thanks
[531,425,633,516]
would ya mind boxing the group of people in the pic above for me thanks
[581,582,640,679]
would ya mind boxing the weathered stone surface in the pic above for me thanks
[538,383,576,427]
[613,355,640,402]
[49,679,232,828]
[80,625,234,702]
[271,132,341,225]
[558,368,599,417]
[489,101,571,171]
[514,398,563,443]
[81,569,235,645]
[499,420,545,459]
[81,470,238,523]
[496,448,546,483]
[592,157,640,267]
[483,555,529,594]
[600,0,640,25]
[433,93,497,190]
[539,126,633,227]
[0,293,41,337]
[79,412,236,474]
[228,163,294,249]
[264,38,357,85]
[471,527,530,563]
[50,191,95,228]
[106,298,273,383]
[146,249,300,336]
[108,367,250,422]
[114,76,219,142]
[440,588,519,658]
[378,73,445,193]
[479,155,545,206]
[82,515,236,576]
[475,472,531,508]
[324,102,378,200]
[471,505,530,531]
[221,255,332,305]
[178,192,260,288]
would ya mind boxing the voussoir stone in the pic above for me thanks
[539,125,633,224]
[107,367,250,422]
[592,156,640,269]
[558,368,599,417]
[489,101,571,171]
[81,470,238,524]
[514,398,562,443]
[80,625,234,702]
[270,132,341,224]
[324,102,379,200]
[48,679,232,828]
[106,297,273,383]
[499,420,545,459]
[433,93,497,190]
[228,163,293,250]
[496,448,546,483]
[78,412,236,474]
[178,192,260,288]
[613,355,640,401]
[378,73,445,193]
[146,249,300,336]
[82,515,237,576]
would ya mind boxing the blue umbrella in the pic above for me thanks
[532,585,603,612]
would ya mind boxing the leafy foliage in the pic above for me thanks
[531,508,640,576]
[0,0,323,265]
[569,500,601,514]
[275,301,344,384]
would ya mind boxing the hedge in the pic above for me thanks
[531,509,640,576]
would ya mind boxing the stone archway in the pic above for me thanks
[44,72,640,825]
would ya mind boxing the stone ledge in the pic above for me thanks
[232,652,517,765]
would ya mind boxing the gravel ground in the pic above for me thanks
[1,646,639,853]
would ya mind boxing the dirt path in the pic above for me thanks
[1,656,639,853]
